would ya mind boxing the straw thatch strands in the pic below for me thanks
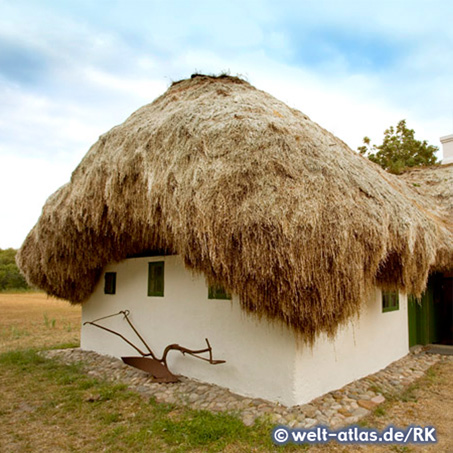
[399,163,453,274]
[17,75,453,344]
[400,163,453,230]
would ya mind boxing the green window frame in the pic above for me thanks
[104,272,116,295]
[382,291,399,312]
[208,284,231,300]
[148,261,164,297]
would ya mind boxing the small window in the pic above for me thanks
[104,272,116,295]
[382,291,399,312]
[208,284,231,300]
[148,261,164,297]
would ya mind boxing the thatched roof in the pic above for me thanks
[17,75,453,342]
[400,164,453,230]
[397,163,453,274]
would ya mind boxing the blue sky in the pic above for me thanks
[1,0,452,248]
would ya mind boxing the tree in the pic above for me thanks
[358,119,438,174]
[0,248,29,291]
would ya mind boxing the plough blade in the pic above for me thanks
[121,356,179,383]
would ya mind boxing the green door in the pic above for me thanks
[408,296,419,347]
[408,278,441,346]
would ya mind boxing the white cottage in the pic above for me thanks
[81,255,410,406]
[18,75,453,406]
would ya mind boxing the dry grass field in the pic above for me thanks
[0,292,80,352]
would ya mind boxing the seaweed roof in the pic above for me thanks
[17,75,453,342]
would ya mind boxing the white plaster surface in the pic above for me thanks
[440,134,453,164]
[293,291,408,404]
[81,255,409,406]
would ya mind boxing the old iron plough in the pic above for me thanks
[83,310,225,383]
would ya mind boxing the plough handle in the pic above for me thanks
[83,321,149,357]
[161,338,225,365]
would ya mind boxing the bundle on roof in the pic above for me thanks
[17,75,453,343]
[400,164,453,230]
[399,163,453,271]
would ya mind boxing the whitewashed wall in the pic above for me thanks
[293,291,408,404]
[81,255,409,406]
[440,134,453,164]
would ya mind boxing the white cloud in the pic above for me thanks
[0,153,78,249]
[0,82,102,157]
[82,67,167,101]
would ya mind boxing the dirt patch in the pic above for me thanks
[308,358,453,452]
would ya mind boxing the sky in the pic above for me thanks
[1,0,452,249]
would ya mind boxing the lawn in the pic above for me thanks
[0,293,451,452]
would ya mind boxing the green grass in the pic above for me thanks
[425,367,437,379]
[1,325,31,339]
[43,312,57,328]
[0,348,292,452]
[396,384,419,403]
[144,407,251,449]
[373,405,387,417]
[368,384,384,394]
[0,287,40,294]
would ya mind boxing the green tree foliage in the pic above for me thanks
[358,119,438,174]
[0,248,30,291]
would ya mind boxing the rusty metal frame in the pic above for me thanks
[83,310,225,382]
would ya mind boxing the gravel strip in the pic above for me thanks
[41,348,447,427]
